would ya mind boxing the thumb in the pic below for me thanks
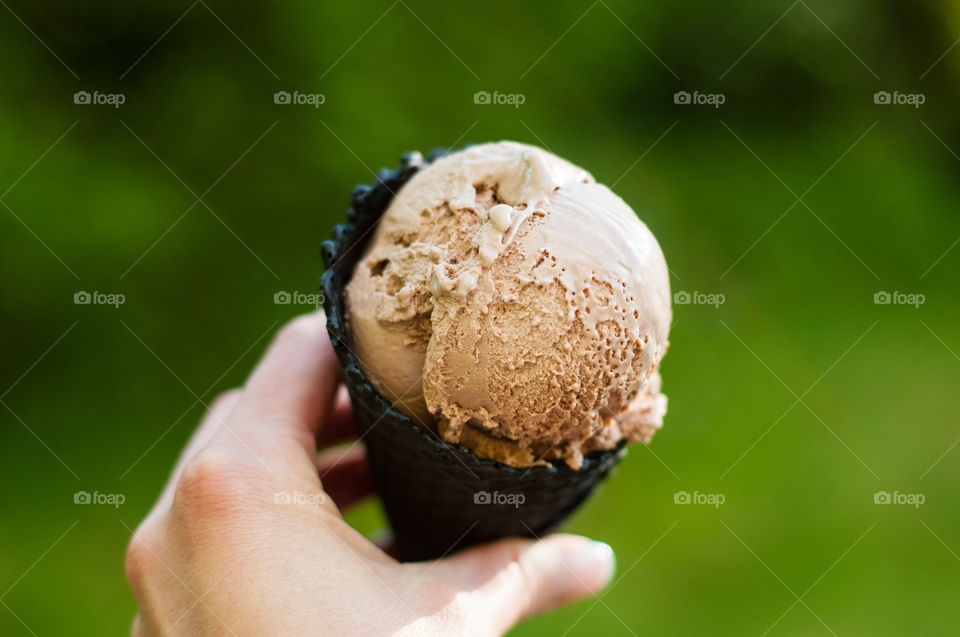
[434,534,615,634]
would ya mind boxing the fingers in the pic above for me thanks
[317,386,359,448]
[176,390,243,475]
[434,534,615,634]
[156,389,243,512]
[210,312,341,473]
[315,445,374,511]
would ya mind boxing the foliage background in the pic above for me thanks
[1,0,959,634]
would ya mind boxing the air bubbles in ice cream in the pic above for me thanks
[346,141,671,469]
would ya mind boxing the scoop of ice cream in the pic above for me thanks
[345,141,671,469]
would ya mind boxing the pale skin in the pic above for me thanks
[125,311,616,636]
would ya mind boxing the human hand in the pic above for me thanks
[125,311,616,636]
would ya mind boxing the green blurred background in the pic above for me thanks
[2,0,959,634]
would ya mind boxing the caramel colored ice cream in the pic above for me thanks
[346,142,671,469]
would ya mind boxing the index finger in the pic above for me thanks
[210,311,342,476]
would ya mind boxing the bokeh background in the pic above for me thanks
[2,0,959,634]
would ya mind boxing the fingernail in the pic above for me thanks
[562,540,616,589]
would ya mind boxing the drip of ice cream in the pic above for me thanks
[345,141,671,469]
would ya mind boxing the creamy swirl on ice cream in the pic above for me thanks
[346,141,671,469]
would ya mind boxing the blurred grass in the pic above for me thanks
[1,0,959,635]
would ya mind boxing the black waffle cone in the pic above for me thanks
[320,149,625,562]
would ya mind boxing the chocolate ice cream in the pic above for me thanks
[346,141,671,469]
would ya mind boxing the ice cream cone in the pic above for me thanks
[320,149,625,562]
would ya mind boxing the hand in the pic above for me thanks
[125,311,616,636]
